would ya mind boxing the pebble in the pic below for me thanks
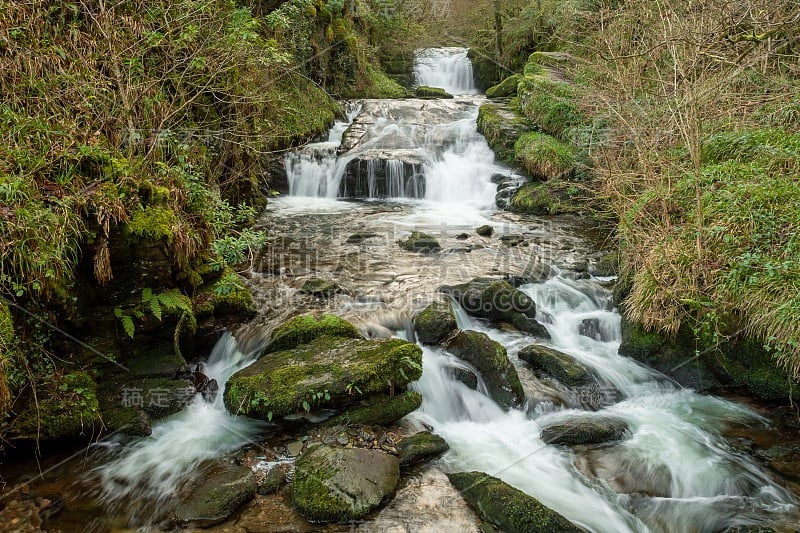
[337,435,350,445]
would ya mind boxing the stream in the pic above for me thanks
[8,47,799,532]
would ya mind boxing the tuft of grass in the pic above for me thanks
[514,132,575,180]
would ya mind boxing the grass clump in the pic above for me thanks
[514,132,575,180]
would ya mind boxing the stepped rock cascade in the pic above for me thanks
[69,48,799,531]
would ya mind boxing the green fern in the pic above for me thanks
[141,288,162,320]
[114,307,135,338]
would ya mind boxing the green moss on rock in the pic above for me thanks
[398,431,449,467]
[517,75,582,140]
[477,103,534,167]
[264,314,361,354]
[414,301,457,345]
[518,344,594,386]
[447,471,582,532]
[445,330,525,408]
[415,86,454,99]
[441,278,549,338]
[172,461,257,527]
[509,181,578,216]
[126,206,178,242]
[326,391,422,426]
[9,371,102,440]
[486,74,522,98]
[540,415,629,446]
[514,132,575,180]
[224,337,422,420]
[398,231,442,253]
[293,445,400,522]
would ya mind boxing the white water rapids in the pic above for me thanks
[87,47,798,531]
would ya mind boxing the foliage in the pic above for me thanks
[514,132,575,180]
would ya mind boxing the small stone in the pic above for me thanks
[476,225,494,236]
[286,440,304,457]
[338,435,350,445]
[323,436,335,445]
[456,233,470,240]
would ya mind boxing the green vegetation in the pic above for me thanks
[450,0,800,397]
[486,74,522,98]
[0,0,421,443]
[514,132,574,180]
[414,86,454,99]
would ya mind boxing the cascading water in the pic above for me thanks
[413,47,478,95]
[88,332,267,525]
[71,47,799,531]
[283,49,505,205]
[408,276,798,532]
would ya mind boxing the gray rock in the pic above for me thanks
[398,231,442,253]
[447,471,582,532]
[540,415,629,446]
[414,301,458,345]
[172,461,257,527]
[299,278,343,297]
[441,278,550,338]
[293,445,400,522]
[446,330,525,408]
[500,234,526,247]
[518,344,594,386]
[476,225,494,237]
[398,431,449,467]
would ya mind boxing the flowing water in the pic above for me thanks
[24,47,797,531]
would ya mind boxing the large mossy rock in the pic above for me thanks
[325,391,422,427]
[447,471,583,532]
[414,86,454,99]
[518,344,593,386]
[486,74,522,98]
[172,461,257,527]
[398,431,449,467]
[293,445,400,522]
[445,330,525,408]
[414,300,457,345]
[509,181,579,216]
[477,103,533,167]
[440,278,549,338]
[398,231,442,253]
[224,336,422,420]
[539,415,629,446]
[264,314,361,354]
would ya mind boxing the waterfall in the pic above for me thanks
[413,47,478,95]
[88,332,268,525]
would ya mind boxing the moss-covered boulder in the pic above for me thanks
[514,132,574,181]
[398,431,449,467]
[509,181,579,216]
[476,224,494,237]
[518,344,594,386]
[414,86,454,99]
[398,231,442,253]
[8,371,103,441]
[477,103,533,166]
[172,461,256,527]
[540,415,629,446]
[264,314,361,354]
[414,301,458,345]
[447,471,582,532]
[445,330,525,408]
[325,391,422,427]
[440,278,550,338]
[517,73,583,140]
[224,336,422,420]
[486,74,522,98]
[299,278,344,297]
[293,445,400,522]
